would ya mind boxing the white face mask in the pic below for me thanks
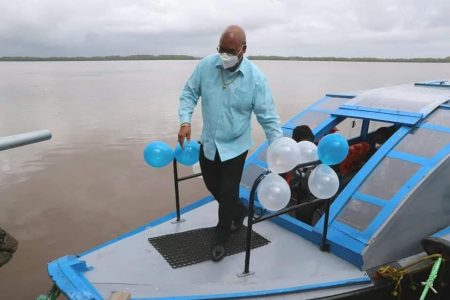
[220,52,239,69]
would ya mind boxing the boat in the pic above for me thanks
[46,80,450,299]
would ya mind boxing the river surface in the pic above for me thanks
[0,60,449,299]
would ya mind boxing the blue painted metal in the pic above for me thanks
[332,108,420,125]
[334,139,449,245]
[420,123,450,134]
[432,226,450,238]
[47,256,103,300]
[339,105,423,118]
[241,95,449,267]
[312,127,412,258]
[387,150,430,165]
[131,277,370,299]
[316,126,411,228]
[314,117,342,139]
[353,192,387,207]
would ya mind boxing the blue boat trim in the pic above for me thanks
[420,123,450,134]
[339,105,423,118]
[432,226,450,238]
[387,150,429,165]
[131,276,371,299]
[353,192,387,207]
[332,108,420,125]
[48,256,103,300]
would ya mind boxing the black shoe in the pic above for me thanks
[230,205,248,233]
[211,244,226,262]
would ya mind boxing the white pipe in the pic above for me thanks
[0,130,52,151]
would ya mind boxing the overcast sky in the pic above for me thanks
[0,0,449,58]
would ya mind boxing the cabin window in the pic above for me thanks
[291,111,329,129]
[241,163,266,189]
[335,118,363,140]
[358,157,420,200]
[394,128,450,158]
[424,109,450,128]
[368,121,394,135]
[337,199,382,231]
[315,97,350,111]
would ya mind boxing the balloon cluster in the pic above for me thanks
[258,133,349,211]
[143,139,200,168]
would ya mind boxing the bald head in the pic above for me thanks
[218,25,247,60]
[221,25,246,45]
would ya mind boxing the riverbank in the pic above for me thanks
[1,55,449,63]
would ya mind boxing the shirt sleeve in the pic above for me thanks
[253,78,283,143]
[178,62,202,125]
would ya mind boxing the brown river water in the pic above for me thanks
[0,60,449,299]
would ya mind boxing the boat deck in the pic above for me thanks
[79,199,371,299]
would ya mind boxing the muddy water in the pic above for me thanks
[0,60,449,299]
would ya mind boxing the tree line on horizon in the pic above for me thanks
[0,54,449,63]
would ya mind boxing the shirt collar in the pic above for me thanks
[215,54,248,76]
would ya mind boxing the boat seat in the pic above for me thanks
[421,237,450,258]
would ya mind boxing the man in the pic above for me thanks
[177,25,282,261]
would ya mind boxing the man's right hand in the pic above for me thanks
[177,124,191,149]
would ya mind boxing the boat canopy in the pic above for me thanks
[240,80,450,270]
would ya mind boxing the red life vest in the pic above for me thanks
[338,142,371,176]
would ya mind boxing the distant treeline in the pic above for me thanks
[248,55,450,63]
[0,55,198,62]
[1,54,449,63]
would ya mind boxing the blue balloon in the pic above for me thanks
[317,133,349,165]
[174,139,200,166]
[143,141,174,168]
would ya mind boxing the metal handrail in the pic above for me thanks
[172,160,202,222]
[0,130,52,151]
[242,159,333,276]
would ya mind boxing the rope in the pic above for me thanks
[377,254,443,298]
[36,284,61,300]
[420,256,443,300]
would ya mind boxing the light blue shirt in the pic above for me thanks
[179,54,282,161]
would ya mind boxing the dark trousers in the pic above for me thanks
[199,145,248,242]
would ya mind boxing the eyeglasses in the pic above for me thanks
[216,44,245,56]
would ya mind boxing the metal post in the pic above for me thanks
[171,160,201,224]
[320,197,331,252]
[172,159,181,222]
[0,130,52,151]
[241,171,270,276]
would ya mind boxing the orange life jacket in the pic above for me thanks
[338,142,371,176]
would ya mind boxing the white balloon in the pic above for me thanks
[266,137,301,173]
[308,164,340,199]
[257,173,291,211]
[298,141,318,164]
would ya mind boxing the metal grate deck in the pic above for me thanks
[148,226,270,268]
